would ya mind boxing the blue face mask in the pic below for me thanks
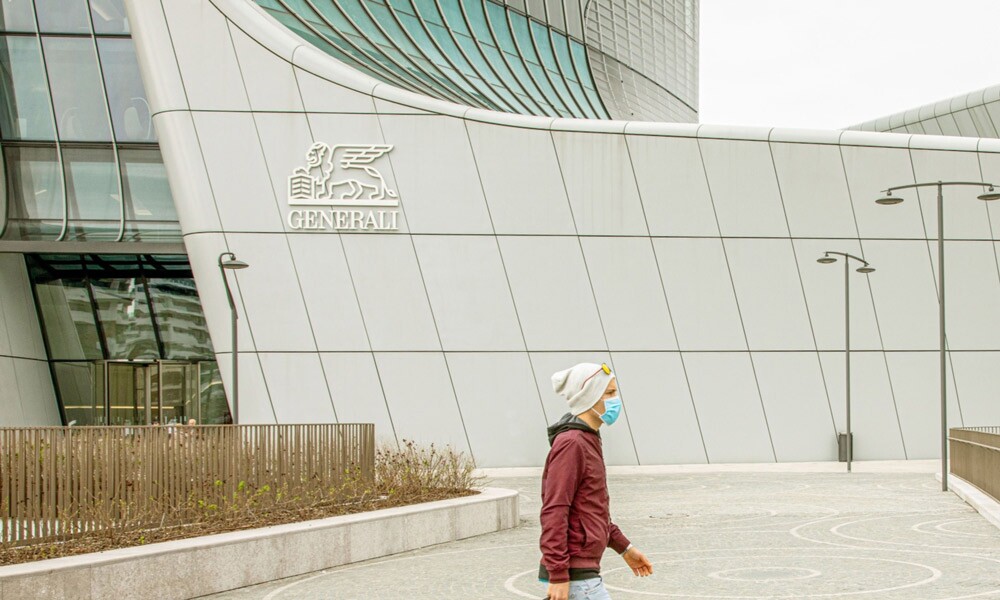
[593,396,622,426]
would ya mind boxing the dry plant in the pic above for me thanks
[0,431,479,566]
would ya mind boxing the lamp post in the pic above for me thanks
[875,181,1000,491]
[817,251,875,473]
[218,252,249,424]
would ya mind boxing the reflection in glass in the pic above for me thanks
[0,36,56,140]
[121,148,179,241]
[90,0,129,34]
[63,147,119,241]
[33,277,103,360]
[54,362,104,425]
[90,278,158,360]
[0,0,36,32]
[147,279,213,359]
[35,0,91,33]
[199,361,230,424]
[4,146,63,239]
[97,38,153,142]
[42,36,112,142]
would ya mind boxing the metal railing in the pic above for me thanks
[0,424,374,547]
[949,426,1000,502]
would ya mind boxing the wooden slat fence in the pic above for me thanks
[949,426,1000,503]
[0,424,374,547]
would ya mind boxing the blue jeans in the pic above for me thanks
[569,577,612,600]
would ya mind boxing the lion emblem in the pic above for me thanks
[288,141,398,205]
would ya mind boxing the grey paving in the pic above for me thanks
[204,471,1000,599]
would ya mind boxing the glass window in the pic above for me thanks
[33,277,103,360]
[147,279,213,359]
[121,148,179,242]
[4,145,63,239]
[42,36,112,142]
[198,361,230,424]
[0,0,36,32]
[97,38,153,142]
[62,147,119,241]
[0,36,56,140]
[90,277,159,360]
[35,0,91,33]
[90,0,129,34]
[54,361,103,425]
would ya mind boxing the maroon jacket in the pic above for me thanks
[539,415,630,583]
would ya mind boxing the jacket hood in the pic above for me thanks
[547,413,600,447]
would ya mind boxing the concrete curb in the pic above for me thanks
[939,473,1000,531]
[0,487,519,600]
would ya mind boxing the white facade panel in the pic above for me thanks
[951,352,1000,426]
[725,239,814,351]
[771,142,856,239]
[150,112,222,234]
[698,139,788,238]
[863,240,939,350]
[465,122,576,235]
[376,115,493,234]
[580,237,676,351]
[293,67,378,114]
[446,352,549,467]
[840,145,924,240]
[215,352,276,424]
[818,352,904,460]
[228,22,304,113]
[0,255,46,360]
[286,235,370,352]
[609,352,706,465]
[412,236,524,352]
[159,0,250,112]
[181,232,254,355]
[498,237,606,351]
[626,135,717,237]
[528,351,638,466]
[910,150,993,240]
[682,352,774,463]
[653,238,745,351]
[552,131,648,235]
[320,353,395,443]
[374,352,471,455]
[340,234,441,352]
[13,359,60,425]
[0,358,25,425]
[191,112,284,233]
[224,234,316,353]
[941,242,1000,350]
[258,352,336,423]
[885,352,963,459]
[751,352,835,462]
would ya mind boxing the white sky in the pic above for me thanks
[698,0,1000,129]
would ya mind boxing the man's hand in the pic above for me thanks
[623,547,654,577]
[546,581,569,600]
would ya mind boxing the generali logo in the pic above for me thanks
[286,141,400,231]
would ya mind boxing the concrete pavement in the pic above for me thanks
[205,461,1000,599]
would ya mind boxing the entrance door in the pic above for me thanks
[104,361,200,425]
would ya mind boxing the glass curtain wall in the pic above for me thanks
[0,0,179,242]
[27,254,230,426]
[255,0,609,119]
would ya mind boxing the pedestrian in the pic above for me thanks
[539,362,653,600]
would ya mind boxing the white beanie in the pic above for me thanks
[552,362,615,416]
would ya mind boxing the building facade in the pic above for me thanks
[3,0,1000,467]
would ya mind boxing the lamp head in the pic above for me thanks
[876,191,904,205]
[221,257,249,270]
[856,266,876,274]
[977,186,1000,201]
[817,256,837,264]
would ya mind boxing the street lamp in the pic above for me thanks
[875,181,1000,491]
[218,252,249,424]
[817,251,875,473]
